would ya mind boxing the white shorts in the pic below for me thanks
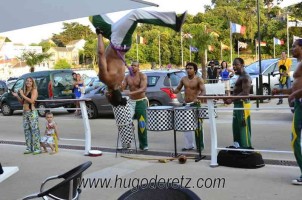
[222,80,230,91]
[41,135,54,144]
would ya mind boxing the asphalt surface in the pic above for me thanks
[1,98,301,200]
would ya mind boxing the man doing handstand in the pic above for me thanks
[90,9,187,106]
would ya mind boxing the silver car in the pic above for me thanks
[230,58,298,95]
[84,70,186,119]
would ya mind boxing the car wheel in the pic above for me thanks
[1,103,13,116]
[86,102,98,119]
[37,103,49,117]
[149,100,162,107]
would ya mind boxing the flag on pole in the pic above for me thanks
[238,41,248,49]
[293,35,302,43]
[255,40,267,46]
[274,37,284,45]
[210,31,219,37]
[208,45,214,52]
[136,35,145,44]
[190,46,198,52]
[231,22,246,34]
[221,43,230,50]
[288,15,302,27]
[183,33,193,39]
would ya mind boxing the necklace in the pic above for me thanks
[188,76,195,80]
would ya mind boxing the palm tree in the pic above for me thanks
[18,51,52,72]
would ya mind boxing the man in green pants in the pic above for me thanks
[122,61,148,151]
[225,57,252,148]
[91,9,187,106]
[273,39,302,185]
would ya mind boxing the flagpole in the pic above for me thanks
[230,22,232,63]
[237,41,239,57]
[181,31,184,67]
[273,37,275,58]
[189,46,191,62]
[159,34,161,67]
[286,13,290,56]
[205,49,208,66]
[220,42,222,61]
[136,34,139,62]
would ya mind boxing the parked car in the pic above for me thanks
[84,70,186,119]
[0,70,76,117]
[6,80,16,90]
[84,76,104,94]
[0,80,8,97]
[230,58,298,95]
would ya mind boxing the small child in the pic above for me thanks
[40,112,59,154]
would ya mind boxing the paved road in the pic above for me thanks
[1,98,301,200]
[0,98,296,161]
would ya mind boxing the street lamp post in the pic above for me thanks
[257,0,263,99]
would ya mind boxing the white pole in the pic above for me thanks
[79,100,91,155]
[230,22,232,63]
[189,46,191,62]
[181,31,184,67]
[238,41,239,57]
[136,34,139,62]
[205,49,208,66]
[208,99,218,167]
[159,34,161,67]
[287,13,290,56]
[220,42,222,61]
[273,37,275,58]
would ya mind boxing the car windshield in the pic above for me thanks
[53,72,74,89]
[163,71,186,86]
[245,59,277,75]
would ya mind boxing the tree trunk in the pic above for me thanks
[30,66,35,73]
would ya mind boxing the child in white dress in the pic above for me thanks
[40,112,59,154]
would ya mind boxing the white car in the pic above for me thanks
[230,58,298,95]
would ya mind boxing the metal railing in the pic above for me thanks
[36,98,92,155]
[197,94,290,167]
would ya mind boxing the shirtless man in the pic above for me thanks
[225,57,252,148]
[171,62,206,151]
[122,61,148,150]
[272,39,302,185]
[92,9,187,106]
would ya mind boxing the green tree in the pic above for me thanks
[185,24,216,80]
[38,41,57,52]
[18,51,52,72]
[54,59,72,69]
[52,22,95,46]
[83,38,98,67]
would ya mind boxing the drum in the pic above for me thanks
[147,106,173,131]
[118,123,134,145]
[112,99,132,125]
[198,106,217,119]
[174,107,197,131]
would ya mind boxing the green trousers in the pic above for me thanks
[291,99,302,176]
[130,98,148,149]
[195,119,204,151]
[232,100,252,148]
[90,10,178,49]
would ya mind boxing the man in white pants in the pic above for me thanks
[90,9,187,106]
[171,62,206,151]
